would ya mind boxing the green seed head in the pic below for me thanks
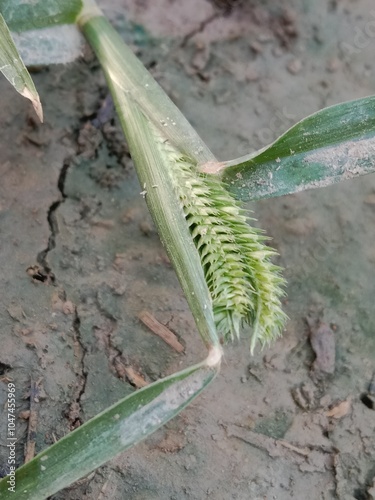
[155,129,287,353]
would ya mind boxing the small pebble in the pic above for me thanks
[326,57,341,73]
[249,41,263,54]
[287,58,302,75]
[139,220,153,236]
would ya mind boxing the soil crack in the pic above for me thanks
[35,158,71,283]
[180,12,220,47]
[94,301,148,390]
[67,306,88,429]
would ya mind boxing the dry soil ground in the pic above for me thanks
[0,0,375,499]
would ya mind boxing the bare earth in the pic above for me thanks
[0,1,374,499]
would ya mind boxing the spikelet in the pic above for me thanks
[155,131,287,352]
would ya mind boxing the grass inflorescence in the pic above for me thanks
[155,129,287,352]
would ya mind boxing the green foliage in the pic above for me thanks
[82,13,223,349]
[0,0,83,32]
[160,136,286,350]
[0,12,42,120]
[0,2,375,499]
[79,13,216,166]
[82,13,286,352]
[220,96,375,201]
[0,360,219,500]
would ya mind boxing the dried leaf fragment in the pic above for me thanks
[326,399,351,419]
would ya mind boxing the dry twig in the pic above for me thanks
[138,311,184,353]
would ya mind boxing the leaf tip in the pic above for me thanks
[20,86,43,122]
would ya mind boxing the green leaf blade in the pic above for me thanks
[81,14,220,349]
[0,0,83,32]
[0,12,42,120]
[77,12,215,166]
[0,361,219,500]
[221,96,375,200]
[11,25,84,67]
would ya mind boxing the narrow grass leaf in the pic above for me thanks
[220,96,375,200]
[0,12,42,121]
[0,0,83,32]
[81,14,220,348]
[77,11,215,166]
[0,361,219,500]
[12,25,84,66]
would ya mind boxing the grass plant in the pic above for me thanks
[0,1,375,497]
